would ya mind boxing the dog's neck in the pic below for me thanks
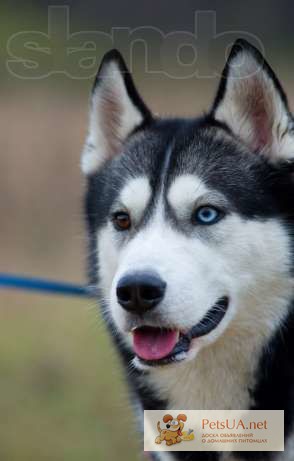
[146,326,259,410]
[145,285,294,410]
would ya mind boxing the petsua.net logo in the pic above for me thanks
[144,410,284,452]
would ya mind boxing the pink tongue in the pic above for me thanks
[133,327,178,361]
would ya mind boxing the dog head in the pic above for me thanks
[82,40,294,369]
[162,414,187,432]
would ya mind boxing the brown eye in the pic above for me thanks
[112,211,131,231]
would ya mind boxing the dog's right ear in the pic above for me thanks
[163,414,173,423]
[81,49,152,175]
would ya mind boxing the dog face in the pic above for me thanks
[162,414,187,432]
[82,41,294,369]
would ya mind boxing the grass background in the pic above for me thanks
[0,293,140,461]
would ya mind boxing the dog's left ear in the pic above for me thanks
[177,414,187,422]
[211,39,294,162]
[81,49,152,175]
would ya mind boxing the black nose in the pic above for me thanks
[116,272,166,314]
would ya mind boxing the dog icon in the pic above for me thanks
[155,414,187,446]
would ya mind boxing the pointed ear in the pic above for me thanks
[211,39,294,162]
[81,49,152,175]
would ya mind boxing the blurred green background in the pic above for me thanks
[1,1,294,460]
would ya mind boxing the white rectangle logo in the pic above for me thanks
[144,410,284,452]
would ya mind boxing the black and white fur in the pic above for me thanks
[81,40,294,460]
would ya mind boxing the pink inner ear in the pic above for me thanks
[252,106,271,152]
[247,78,273,153]
[100,86,123,158]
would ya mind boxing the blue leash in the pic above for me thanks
[0,273,97,298]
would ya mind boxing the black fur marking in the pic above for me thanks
[236,303,294,460]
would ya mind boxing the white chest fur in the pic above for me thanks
[146,328,258,410]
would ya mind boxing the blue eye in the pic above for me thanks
[194,206,222,225]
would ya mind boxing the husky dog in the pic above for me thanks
[81,39,294,461]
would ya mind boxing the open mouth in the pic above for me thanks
[132,296,229,366]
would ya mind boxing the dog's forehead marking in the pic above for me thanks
[119,176,151,219]
[167,174,209,211]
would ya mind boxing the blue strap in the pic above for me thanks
[0,273,97,298]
